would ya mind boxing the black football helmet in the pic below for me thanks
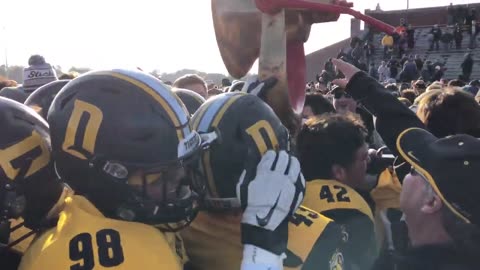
[48,69,202,231]
[190,92,289,210]
[24,80,70,120]
[0,87,29,103]
[0,97,66,247]
[173,88,206,116]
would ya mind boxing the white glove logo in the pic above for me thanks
[237,150,305,231]
[255,192,281,227]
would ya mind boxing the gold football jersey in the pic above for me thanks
[19,195,181,270]
[181,206,347,270]
[303,179,376,269]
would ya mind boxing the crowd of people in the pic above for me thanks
[0,17,480,270]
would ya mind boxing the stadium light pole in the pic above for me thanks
[2,26,7,78]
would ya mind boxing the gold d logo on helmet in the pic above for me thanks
[0,131,50,180]
[62,99,103,160]
[245,120,279,154]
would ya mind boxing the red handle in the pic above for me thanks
[255,0,395,35]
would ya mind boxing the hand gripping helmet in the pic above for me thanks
[173,88,206,116]
[24,80,70,120]
[0,97,66,246]
[48,69,202,231]
[190,92,289,210]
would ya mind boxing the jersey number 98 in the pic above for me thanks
[69,229,124,270]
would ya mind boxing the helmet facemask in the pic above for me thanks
[83,131,205,232]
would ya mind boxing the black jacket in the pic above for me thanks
[344,73,478,270]
[372,244,476,270]
[344,72,425,181]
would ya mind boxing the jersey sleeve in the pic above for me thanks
[323,208,377,270]
[300,221,347,270]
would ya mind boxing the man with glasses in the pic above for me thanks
[393,128,480,269]
[332,58,480,269]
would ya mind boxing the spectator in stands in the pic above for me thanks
[430,25,442,51]
[456,5,467,25]
[401,89,417,104]
[400,57,419,83]
[23,54,58,94]
[420,61,434,83]
[413,80,427,95]
[368,62,378,79]
[406,24,415,50]
[400,54,409,66]
[382,34,394,59]
[453,23,464,49]
[385,83,400,97]
[398,32,408,58]
[441,30,454,51]
[426,81,444,92]
[415,55,424,71]
[432,58,446,71]
[302,93,335,122]
[378,61,389,83]
[351,42,364,64]
[461,53,474,82]
[448,79,466,88]
[173,74,208,98]
[398,97,412,107]
[417,88,480,137]
[432,66,445,82]
[364,42,374,66]
[447,3,455,26]
[465,8,477,28]
[325,58,335,74]
[388,56,399,79]
[465,8,478,48]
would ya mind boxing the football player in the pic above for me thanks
[181,92,349,270]
[24,79,70,120]
[297,112,377,269]
[173,88,206,116]
[0,97,71,269]
[19,70,201,270]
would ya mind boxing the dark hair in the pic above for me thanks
[417,88,480,137]
[398,97,412,107]
[304,93,335,115]
[28,54,46,66]
[59,73,77,80]
[173,74,207,91]
[400,83,411,91]
[296,113,367,180]
[448,79,466,88]
[401,89,417,104]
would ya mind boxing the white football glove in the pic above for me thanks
[237,150,305,231]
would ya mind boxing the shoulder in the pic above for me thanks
[20,218,180,270]
[304,180,374,221]
[286,206,346,270]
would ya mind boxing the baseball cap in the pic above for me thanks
[397,128,480,225]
